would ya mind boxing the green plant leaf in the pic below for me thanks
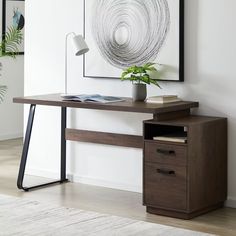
[121,71,131,80]
[143,62,156,68]
[150,79,162,88]
[0,26,23,58]
[0,85,7,103]
[145,67,157,72]
[130,75,139,81]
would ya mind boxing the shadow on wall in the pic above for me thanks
[148,0,200,100]
[184,0,200,86]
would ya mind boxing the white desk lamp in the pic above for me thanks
[62,32,89,96]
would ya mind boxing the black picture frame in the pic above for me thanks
[83,0,184,82]
[2,0,25,55]
[0,0,2,38]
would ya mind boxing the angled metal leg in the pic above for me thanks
[17,105,68,191]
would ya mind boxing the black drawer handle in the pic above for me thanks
[157,169,175,176]
[157,149,176,156]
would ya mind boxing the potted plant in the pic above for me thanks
[121,63,161,101]
[0,26,23,103]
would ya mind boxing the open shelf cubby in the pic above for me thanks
[143,121,188,144]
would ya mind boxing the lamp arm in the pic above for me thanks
[65,32,76,95]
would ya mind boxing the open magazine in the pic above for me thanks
[61,94,125,104]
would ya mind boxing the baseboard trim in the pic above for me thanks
[0,133,23,141]
[26,168,59,180]
[225,197,236,208]
[26,169,141,193]
[68,174,142,193]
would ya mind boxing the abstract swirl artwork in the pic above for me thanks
[84,0,184,81]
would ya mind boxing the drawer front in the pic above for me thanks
[144,163,187,211]
[145,141,187,166]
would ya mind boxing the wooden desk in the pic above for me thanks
[13,94,199,192]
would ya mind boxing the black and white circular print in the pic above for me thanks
[91,0,170,69]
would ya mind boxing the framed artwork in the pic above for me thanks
[83,0,184,82]
[2,0,25,54]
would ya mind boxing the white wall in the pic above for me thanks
[25,0,236,207]
[0,57,24,140]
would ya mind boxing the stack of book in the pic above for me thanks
[146,95,181,104]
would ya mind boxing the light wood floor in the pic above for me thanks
[0,139,236,236]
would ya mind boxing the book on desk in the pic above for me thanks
[146,95,181,104]
[61,94,125,103]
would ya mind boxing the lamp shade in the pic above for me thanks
[72,35,89,56]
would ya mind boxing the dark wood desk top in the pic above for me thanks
[13,94,199,114]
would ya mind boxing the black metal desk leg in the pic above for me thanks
[61,107,67,181]
[17,104,68,191]
[17,104,36,190]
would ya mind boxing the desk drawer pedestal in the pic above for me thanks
[143,116,227,219]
